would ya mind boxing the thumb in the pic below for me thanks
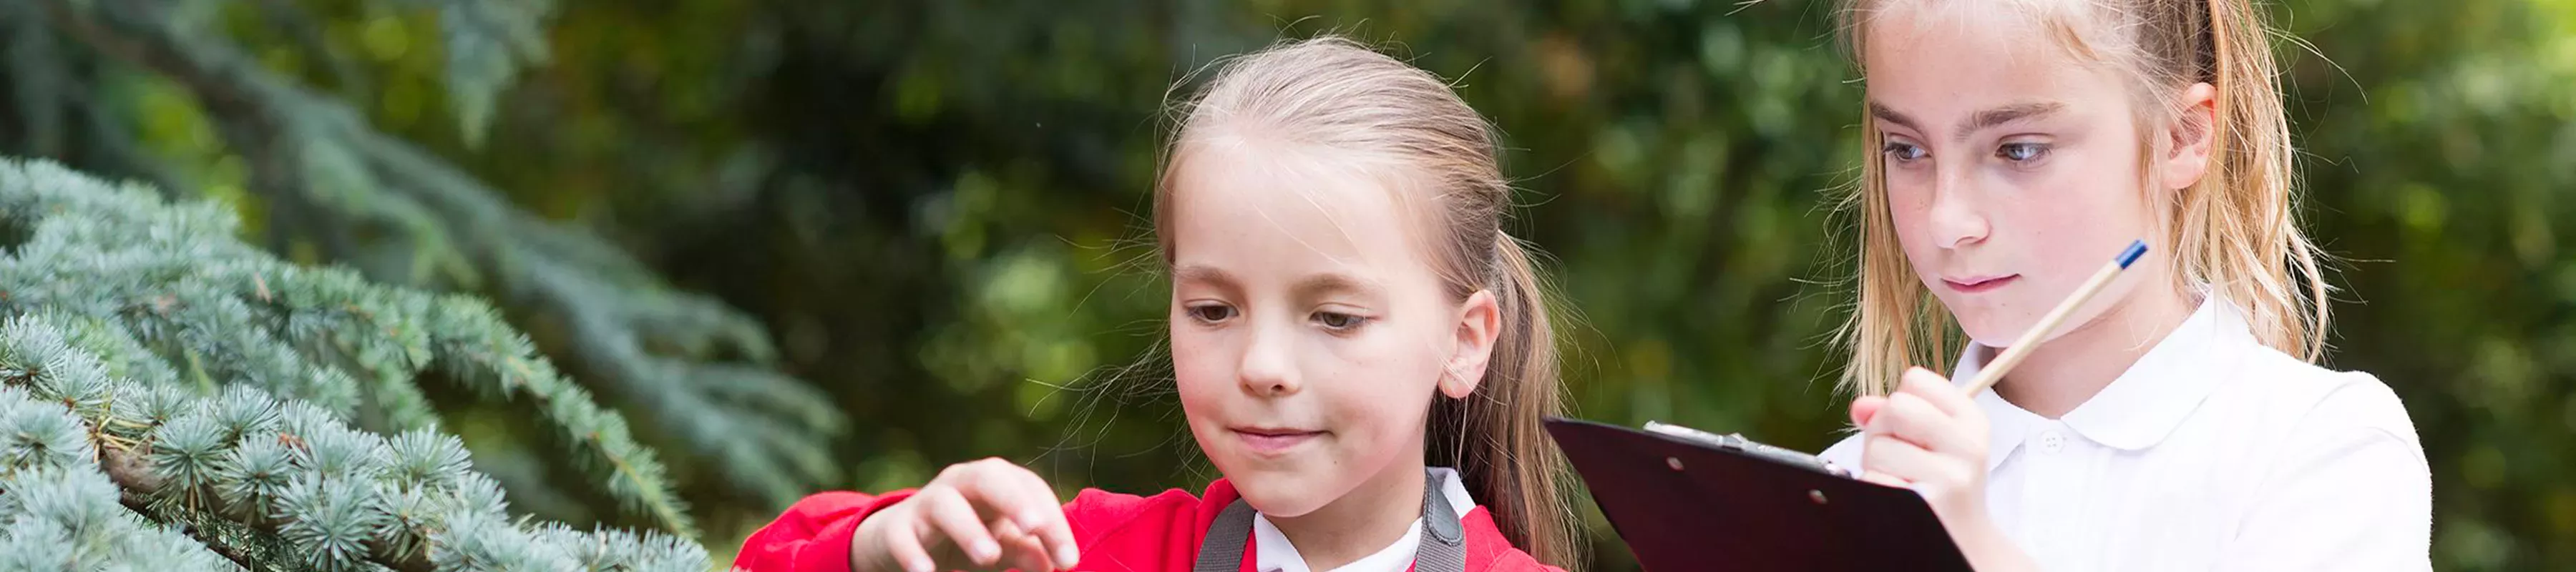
[1850,395,1888,428]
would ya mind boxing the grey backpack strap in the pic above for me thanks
[1415,468,1468,572]
[1193,499,1258,572]
[1192,468,1470,572]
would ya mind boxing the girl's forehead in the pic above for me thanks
[1163,139,1442,282]
[1858,3,2132,124]
[1858,0,2122,69]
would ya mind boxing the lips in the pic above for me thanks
[1231,428,1324,455]
[1942,274,2019,294]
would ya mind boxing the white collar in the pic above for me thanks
[1955,295,2254,468]
[1250,467,1478,572]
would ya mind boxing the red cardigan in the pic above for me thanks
[736,478,1563,572]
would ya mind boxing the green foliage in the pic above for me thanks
[429,0,560,146]
[0,0,2570,570]
[0,158,710,569]
[0,0,844,517]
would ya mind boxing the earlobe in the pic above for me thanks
[2162,82,2220,190]
[1440,290,1502,400]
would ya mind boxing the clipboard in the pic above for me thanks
[1543,417,1973,571]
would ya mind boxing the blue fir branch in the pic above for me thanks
[0,159,721,568]
[21,0,844,507]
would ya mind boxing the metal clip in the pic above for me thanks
[1644,421,1851,478]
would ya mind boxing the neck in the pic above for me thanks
[1264,452,1428,571]
[1993,285,2196,418]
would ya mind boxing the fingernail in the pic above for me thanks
[1058,546,1081,568]
[974,539,999,561]
[906,558,933,572]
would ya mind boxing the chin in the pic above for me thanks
[1955,317,2016,347]
[1223,468,1332,517]
[1930,297,2001,345]
[1943,303,2038,349]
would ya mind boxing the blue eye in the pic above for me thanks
[1998,142,2051,163]
[1881,142,1928,163]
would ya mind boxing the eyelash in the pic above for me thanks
[1181,304,1370,332]
[1881,141,1928,163]
[1312,311,1368,332]
[1997,142,2052,164]
[1882,141,2053,166]
[1185,303,1235,324]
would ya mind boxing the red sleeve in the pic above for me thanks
[1061,487,1214,572]
[734,486,1217,572]
[1458,506,1567,572]
[735,489,918,572]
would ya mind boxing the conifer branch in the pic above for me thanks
[0,157,729,566]
[26,0,845,508]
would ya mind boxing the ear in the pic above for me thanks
[2160,82,2220,191]
[1440,290,1503,400]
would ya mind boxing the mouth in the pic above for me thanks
[1231,427,1325,455]
[1942,274,2019,294]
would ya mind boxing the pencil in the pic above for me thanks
[1960,240,2150,395]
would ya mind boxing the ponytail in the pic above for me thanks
[2171,0,2333,361]
[1428,233,1580,571]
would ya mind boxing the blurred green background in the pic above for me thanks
[5,0,2572,569]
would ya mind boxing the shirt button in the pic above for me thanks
[2039,430,2067,454]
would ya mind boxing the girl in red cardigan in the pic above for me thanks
[736,36,1580,572]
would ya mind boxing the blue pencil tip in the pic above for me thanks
[2115,240,2149,268]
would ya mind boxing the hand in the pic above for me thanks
[851,458,1080,572]
[1850,367,1990,526]
[1850,368,2037,572]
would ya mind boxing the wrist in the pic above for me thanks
[849,506,902,572]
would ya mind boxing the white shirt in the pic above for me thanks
[1251,467,1479,572]
[1821,297,2432,571]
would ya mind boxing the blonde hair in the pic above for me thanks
[1153,36,1584,570]
[1833,0,2331,395]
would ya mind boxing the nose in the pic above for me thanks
[1235,318,1302,398]
[1927,168,1991,249]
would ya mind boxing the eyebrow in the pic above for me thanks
[1172,264,1236,287]
[1959,102,2067,139]
[1289,273,1381,300]
[1868,101,2069,143]
[1173,265,1382,300]
[1867,101,1921,133]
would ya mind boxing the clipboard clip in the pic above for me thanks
[1644,421,1853,479]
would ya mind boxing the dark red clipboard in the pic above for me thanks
[1543,417,1973,571]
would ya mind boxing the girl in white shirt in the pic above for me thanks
[1812,0,2434,570]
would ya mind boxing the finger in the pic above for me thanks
[1002,470,1081,569]
[1858,469,1909,488]
[1850,395,1887,428]
[951,460,1038,521]
[1899,367,1977,417]
[990,517,1057,572]
[967,463,1080,570]
[969,462,1054,529]
[921,488,1003,566]
[880,519,938,572]
[1865,391,1979,454]
[1861,433,1974,491]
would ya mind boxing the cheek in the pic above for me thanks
[1323,325,1444,430]
[1168,325,1232,413]
[2013,154,2150,250]
[1882,178,1944,263]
